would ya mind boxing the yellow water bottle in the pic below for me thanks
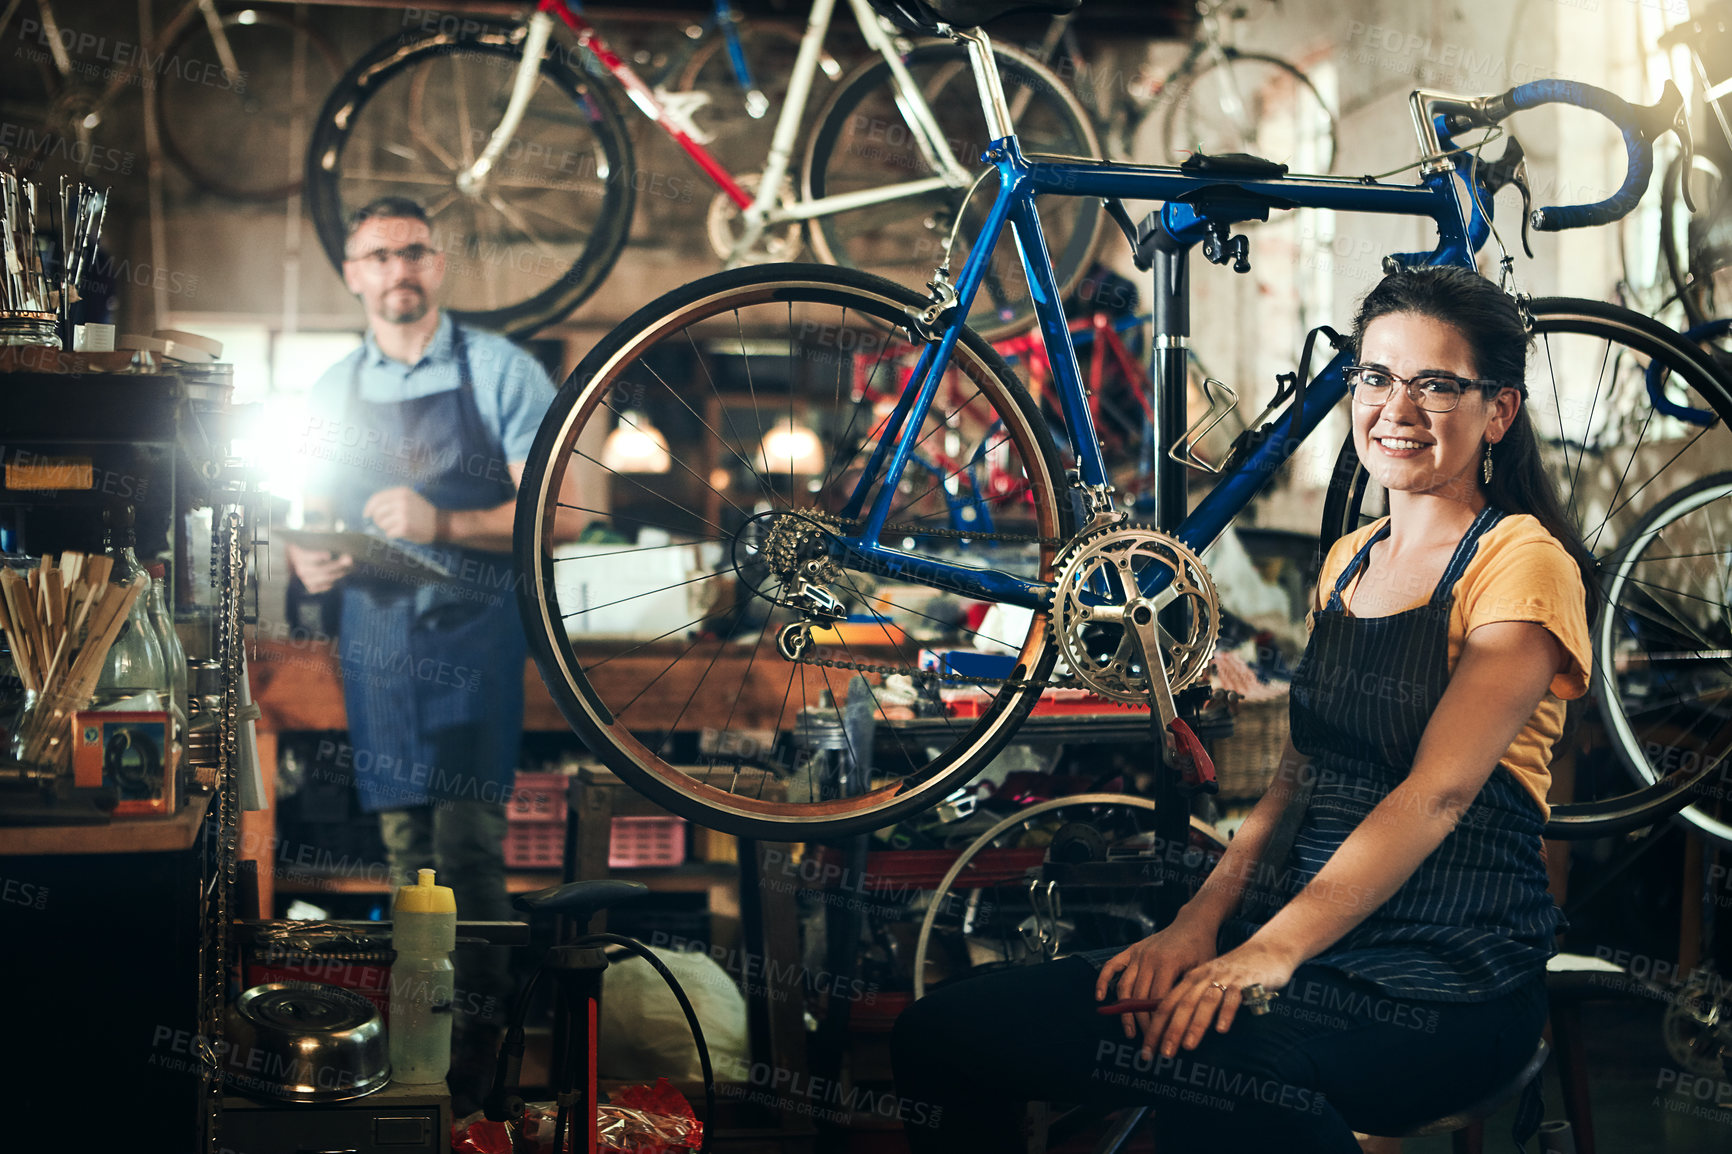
[389,869,456,1084]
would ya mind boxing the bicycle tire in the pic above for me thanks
[305,19,635,339]
[911,795,1228,999]
[1148,49,1337,174]
[514,263,1074,839]
[1318,298,1732,843]
[1598,470,1732,850]
[1659,151,1728,330]
[152,5,345,202]
[801,40,1103,342]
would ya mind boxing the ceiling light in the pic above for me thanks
[601,411,670,473]
[760,419,823,475]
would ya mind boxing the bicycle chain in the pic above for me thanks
[875,519,1064,548]
[792,645,1058,690]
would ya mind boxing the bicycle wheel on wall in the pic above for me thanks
[1139,50,1337,174]
[152,5,345,201]
[802,41,1102,342]
[305,20,635,339]
[515,264,1074,839]
[1320,298,1732,847]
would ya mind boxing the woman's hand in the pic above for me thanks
[1138,939,1298,1062]
[1095,913,1219,1044]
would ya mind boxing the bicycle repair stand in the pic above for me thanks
[1136,231,1221,931]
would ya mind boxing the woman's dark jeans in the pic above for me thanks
[892,956,1547,1153]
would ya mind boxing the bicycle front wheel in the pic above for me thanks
[1320,298,1732,846]
[802,41,1102,342]
[306,19,635,338]
[1600,471,1732,849]
[1144,49,1337,174]
[515,264,1073,839]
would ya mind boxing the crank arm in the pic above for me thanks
[1122,596,1179,763]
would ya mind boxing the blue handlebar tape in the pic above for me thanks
[1506,80,1651,230]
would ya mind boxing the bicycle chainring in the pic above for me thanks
[708,173,804,263]
[1049,523,1221,704]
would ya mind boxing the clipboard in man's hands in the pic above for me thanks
[279,528,452,584]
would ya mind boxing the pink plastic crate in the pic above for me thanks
[505,822,564,870]
[508,771,569,823]
[609,816,687,869]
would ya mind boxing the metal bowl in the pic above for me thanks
[223,982,390,1103]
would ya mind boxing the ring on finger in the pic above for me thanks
[1208,981,1229,994]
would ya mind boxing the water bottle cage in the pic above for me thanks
[1223,324,1349,470]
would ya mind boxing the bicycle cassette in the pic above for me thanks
[1050,524,1221,704]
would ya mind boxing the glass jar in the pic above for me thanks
[11,684,88,772]
[0,311,61,349]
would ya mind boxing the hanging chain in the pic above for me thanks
[875,518,1063,548]
[196,506,246,1149]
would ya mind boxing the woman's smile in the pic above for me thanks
[1371,434,1434,456]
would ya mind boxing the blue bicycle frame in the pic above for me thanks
[834,124,1468,607]
[828,33,1669,612]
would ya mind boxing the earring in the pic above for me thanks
[1482,441,1494,484]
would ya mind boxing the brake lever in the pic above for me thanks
[1478,137,1536,259]
[1675,98,1698,215]
[1640,81,1694,214]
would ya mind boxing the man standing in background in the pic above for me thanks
[287,196,564,1109]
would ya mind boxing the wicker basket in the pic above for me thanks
[1212,693,1291,799]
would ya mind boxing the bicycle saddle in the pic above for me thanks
[869,0,1080,33]
[1178,152,1290,180]
[513,879,649,922]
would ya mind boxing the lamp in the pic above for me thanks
[759,419,823,475]
[601,411,671,473]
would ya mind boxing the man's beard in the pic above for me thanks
[381,285,428,324]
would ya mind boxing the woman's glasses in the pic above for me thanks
[1345,365,1505,412]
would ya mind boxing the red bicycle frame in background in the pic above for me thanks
[536,0,755,208]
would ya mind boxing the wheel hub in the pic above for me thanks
[737,509,852,637]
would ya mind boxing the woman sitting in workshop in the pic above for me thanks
[893,265,1593,1153]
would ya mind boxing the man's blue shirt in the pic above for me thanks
[304,312,555,474]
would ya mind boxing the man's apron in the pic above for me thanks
[332,325,528,812]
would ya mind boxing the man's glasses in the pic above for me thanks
[346,244,437,267]
[1345,365,1505,412]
